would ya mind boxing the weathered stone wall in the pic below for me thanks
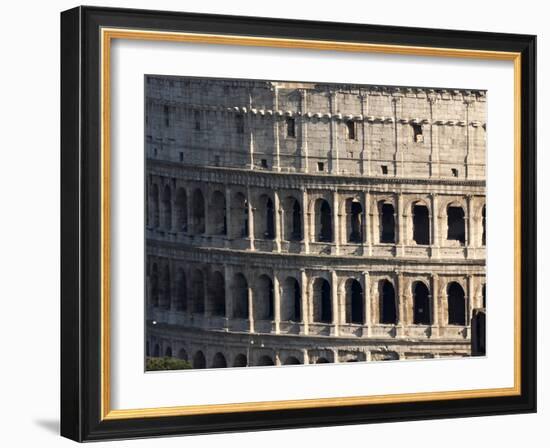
[145,76,486,369]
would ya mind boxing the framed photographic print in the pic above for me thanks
[60,6,537,442]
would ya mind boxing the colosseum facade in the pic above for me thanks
[145,75,487,369]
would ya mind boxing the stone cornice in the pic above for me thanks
[147,240,486,271]
[148,159,486,191]
[149,98,486,128]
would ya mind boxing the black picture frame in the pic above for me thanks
[61,5,536,442]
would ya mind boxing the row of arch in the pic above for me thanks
[146,345,380,368]
[147,183,486,246]
[149,264,485,326]
[146,346,313,368]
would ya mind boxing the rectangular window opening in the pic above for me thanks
[286,117,296,138]
[346,121,356,140]
[412,123,423,142]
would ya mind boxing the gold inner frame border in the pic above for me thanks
[99,27,522,421]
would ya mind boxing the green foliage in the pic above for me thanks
[146,356,192,371]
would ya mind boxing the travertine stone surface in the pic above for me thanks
[145,76,486,368]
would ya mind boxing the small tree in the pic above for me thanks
[146,356,192,371]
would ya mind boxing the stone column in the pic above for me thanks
[329,92,339,174]
[224,265,233,324]
[362,191,369,252]
[203,187,210,236]
[299,89,308,173]
[369,194,376,252]
[332,190,340,254]
[359,92,368,175]
[302,349,310,365]
[301,189,310,254]
[431,193,440,258]
[248,285,254,333]
[396,193,404,256]
[186,186,192,235]
[301,269,309,335]
[466,195,473,256]
[274,190,282,253]
[273,272,281,334]
[273,86,281,171]
[464,98,473,179]
[170,179,177,232]
[247,91,255,169]
[246,186,255,250]
[225,187,232,245]
[396,271,405,327]
[203,270,210,318]
[432,274,440,335]
[428,95,438,178]
[363,271,371,335]
[392,97,401,176]
[331,271,339,335]
[467,274,474,325]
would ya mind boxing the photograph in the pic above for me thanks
[144,75,487,370]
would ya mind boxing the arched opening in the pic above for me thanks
[346,199,363,243]
[292,200,302,240]
[345,279,364,324]
[283,356,301,365]
[282,277,301,322]
[413,203,430,245]
[230,192,248,238]
[192,189,205,234]
[482,205,486,246]
[233,273,249,319]
[175,268,187,311]
[210,191,226,235]
[212,352,227,368]
[255,195,275,240]
[380,280,397,324]
[175,188,188,232]
[284,197,302,241]
[316,357,329,364]
[380,202,396,243]
[150,263,159,307]
[160,264,171,310]
[233,354,247,367]
[190,269,205,314]
[255,275,274,321]
[153,343,160,357]
[150,184,160,228]
[316,199,333,242]
[447,282,466,325]
[164,346,172,357]
[193,351,206,369]
[313,278,332,323]
[447,205,465,244]
[178,348,188,361]
[413,281,431,325]
[208,271,225,317]
[257,355,275,366]
[162,185,172,230]
[471,309,486,356]
[265,198,275,239]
